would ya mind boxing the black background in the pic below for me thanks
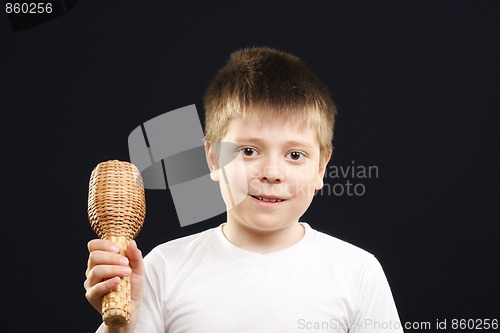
[1,1,499,332]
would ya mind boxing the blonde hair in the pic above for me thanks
[203,47,337,158]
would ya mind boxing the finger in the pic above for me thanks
[88,239,120,254]
[86,264,131,287]
[126,240,144,275]
[88,250,129,267]
[86,251,130,277]
[85,277,121,309]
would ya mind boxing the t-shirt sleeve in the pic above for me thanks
[350,256,404,333]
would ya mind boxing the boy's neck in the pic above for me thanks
[221,221,305,254]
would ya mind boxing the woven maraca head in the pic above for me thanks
[88,160,146,240]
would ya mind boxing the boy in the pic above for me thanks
[84,47,403,332]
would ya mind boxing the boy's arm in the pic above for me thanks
[97,325,134,333]
[86,239,144,333]
[351,257,404,333]
[113,248,166,333]
[94,246,166,333]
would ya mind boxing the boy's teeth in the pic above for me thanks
[256,196,282,202]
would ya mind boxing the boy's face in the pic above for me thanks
[206,110,330,232]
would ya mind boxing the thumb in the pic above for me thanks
[126,239,144,275]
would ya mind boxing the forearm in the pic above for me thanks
[101,324,135,333]
[100,317,138,333]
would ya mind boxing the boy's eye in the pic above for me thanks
[287,151,304,161]
[241,147,258,157]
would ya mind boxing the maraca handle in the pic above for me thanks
[102,236,131,327]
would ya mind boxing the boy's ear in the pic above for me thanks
[319,149,332,174]
[204,141,220,182]
[315,149,332,190]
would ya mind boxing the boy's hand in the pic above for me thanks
[84,239,144,327]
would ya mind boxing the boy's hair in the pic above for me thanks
[203,46,338,159]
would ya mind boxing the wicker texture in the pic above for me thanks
[87,160,146,327]
[101,235,131,326]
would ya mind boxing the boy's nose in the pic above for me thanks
[259,158,283,184]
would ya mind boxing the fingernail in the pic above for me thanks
[120,257,129,266]
[111,245,119,253]
[122,267,131,275]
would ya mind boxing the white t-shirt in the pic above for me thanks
[96,223,403,332]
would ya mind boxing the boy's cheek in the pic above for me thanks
[293,182,321,198]
[219,154,248,209]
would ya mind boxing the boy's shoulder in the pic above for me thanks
[306,225,387,283]
[146,226,213,257]
[314,227,374,256]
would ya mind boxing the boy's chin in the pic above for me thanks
[245,221,303,237]
[227,212,300,232]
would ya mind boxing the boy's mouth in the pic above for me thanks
[250,195,285,203]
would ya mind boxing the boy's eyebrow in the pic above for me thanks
[231,137,265,144]
[231,137,313,149]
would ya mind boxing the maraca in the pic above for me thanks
[87,160,146,327]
